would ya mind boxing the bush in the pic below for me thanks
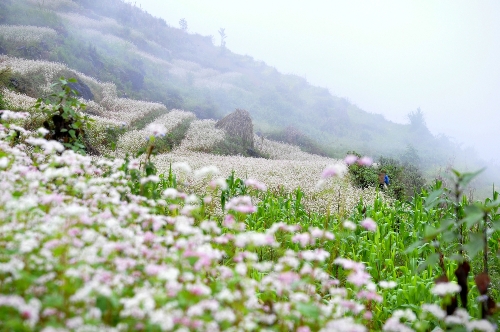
[35,77,93,154]
[378,156,426,201]
[346,151,378,189]
[266,125,329,156]
[346,152,426,201]
[0,91,7,110]
[154,118,192,153]
[0,67,12,89]
[103,123,127,151]
[212,134,269,158]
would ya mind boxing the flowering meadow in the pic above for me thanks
[0,45,499,331]
[1,101,500,332]
[0,25,57,43]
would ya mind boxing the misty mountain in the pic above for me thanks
[0,0,491,184]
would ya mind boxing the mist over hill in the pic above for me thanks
[0,0,497,197]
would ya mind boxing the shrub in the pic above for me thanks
[212,134,268,158]
[0,91,7,110]
[153,118,191,153]
[378,156,426,201]
[0,67,12,88]
[266,125,329,156]
[35,77,93,154]
[346,151,378,189]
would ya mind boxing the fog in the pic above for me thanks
[134,0,500,164]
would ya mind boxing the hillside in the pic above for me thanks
[0,0,465,161]
[0,0,496,199]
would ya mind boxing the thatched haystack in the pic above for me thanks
[216,109,254,149]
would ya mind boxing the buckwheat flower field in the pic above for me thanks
[177,119,226,152]
[99,96,167,125]
[0,52,498,330]
[24,0,77,10]
[0,25,57,43]
[1,110,497,331]
[57,12,121,31]
[114,110,195,155]
[0,117,379,331]
[151,149,372,216]
[0,55,70,94]
[1,88,37,111]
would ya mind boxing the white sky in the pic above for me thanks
[134,0,500,163]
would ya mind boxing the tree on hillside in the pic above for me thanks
[218,28,227,48]
[408,107,428,132]
[179,18,188,31]
[401,144,421,167]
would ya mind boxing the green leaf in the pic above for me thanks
[449,254,465,262]
[459,168,485,188]
[492,219,500,231]
[417,253,440,273]
[96,295,110,313]
[404,240,423,254]
[186,256,199,266]
[424,225,439,239]
[44,294,65,308]
[296,302,320,319]
[462,205,484,228]
[463,232,484,260]
[439,218,455,231]
[424,189,444,208]
[442,230,458,243]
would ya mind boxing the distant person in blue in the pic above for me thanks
[379,170,389,190]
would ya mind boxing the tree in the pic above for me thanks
[218,28,227,48]
[401,144,421,167]
[407,107,428,132]
[179,18,188,31]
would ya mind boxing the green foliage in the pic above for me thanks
[401,144,421,166]
[35,77,93,154]
[346,151,378,189]
[408,107,429,133]
[211,134,268,158]
[3,1,63,28]
[116,155,177,205]
[0,91,7,111]
[378,156,426,201]
[0,67,12,89]
[104,124,127,151]
[220,171,248,211]
[154,118,192,153]
[407,169,500,320]
[345,150,426,201]
[265,125,330,156]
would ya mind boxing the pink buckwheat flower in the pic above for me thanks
[358,156,373,166]
[225,196,256,214]
[347,269,372,287]
[360,218,377,232]
[321,165,340,178]
[344,154,359,165]
[146,123,167,137]
[245,178,267,191]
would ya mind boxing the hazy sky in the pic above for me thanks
[134,0,500,163]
